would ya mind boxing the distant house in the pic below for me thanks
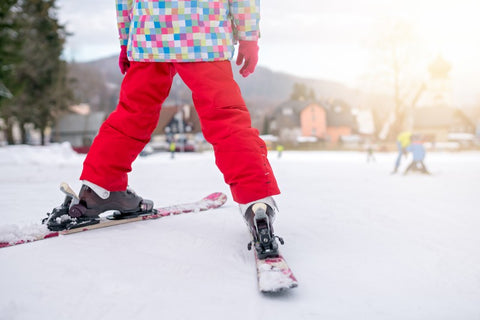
[52,110,106,153]
[409,55,476,143]
[269,99,357,144]
[269,100,326,143]
[300,103,327,138]
[152,105,201,136]
[412,107,475,142]
[325,100,357,143]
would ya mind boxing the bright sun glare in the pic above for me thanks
[406,1,480,63]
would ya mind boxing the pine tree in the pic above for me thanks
[290,83,316,102]
[0,0,22,143]
[1,0,72,144]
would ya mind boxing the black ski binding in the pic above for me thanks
[246,203,284,259]
[42,183,100,231]
[106,200,156,220]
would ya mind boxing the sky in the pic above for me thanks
[56,0,480,106]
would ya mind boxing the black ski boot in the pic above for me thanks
[242,200,284,259]
[69,185,153,218]
[43,185,154,231]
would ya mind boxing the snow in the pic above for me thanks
[1,143,479,319]
[0,223,49,244]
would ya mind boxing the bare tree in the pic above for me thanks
[363,19,427,141]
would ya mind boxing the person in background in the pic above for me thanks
[404,134,430,175]
[169,140,176,159]
[364,138,376,163]
[392,131,412,174]
[276,144,284,159]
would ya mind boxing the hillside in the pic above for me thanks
[68,55,359,116]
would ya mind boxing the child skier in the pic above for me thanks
[404,134,430,175]
[45,0,282,259]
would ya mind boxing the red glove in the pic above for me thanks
[118,45,130,75]
[236,40,259,78]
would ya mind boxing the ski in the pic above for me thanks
[0,188,227,249]
[254,252,298,293]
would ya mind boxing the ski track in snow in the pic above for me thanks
[0,143,479,320]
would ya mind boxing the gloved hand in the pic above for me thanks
[236,40,259,78]
[118,45,130,75]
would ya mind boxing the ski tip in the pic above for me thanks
[203,192,228,206]
[256,253,298,294]
[259,275,298,294]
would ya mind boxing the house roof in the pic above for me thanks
[272,100,319,127]
[273,100,316,116]
[154,107,178,134]
[153,105,201,135]
[326,106,356,127]
[323,99,356,128]
[272,99,357,128]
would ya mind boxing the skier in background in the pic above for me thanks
[404,134,430,175]
[45,0,283,259]
[169,141,176,159]
[364,138,376,163]
[392,131,412,174]
[276,144,284,159]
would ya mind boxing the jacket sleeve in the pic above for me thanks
[115,0,132,47]
[229,0,260,41]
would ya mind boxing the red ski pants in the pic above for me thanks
[80,61,280,204]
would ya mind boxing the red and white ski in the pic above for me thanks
[0,191,227,249]
[255,252,298,293]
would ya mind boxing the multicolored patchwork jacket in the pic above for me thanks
[115,0,260,62]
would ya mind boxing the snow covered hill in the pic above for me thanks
[1,144,479,319]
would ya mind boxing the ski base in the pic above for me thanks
[255,252,298,293]
[0,192,227,249]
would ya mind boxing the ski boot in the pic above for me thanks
[241,198,284,259]
[43,183,154,231]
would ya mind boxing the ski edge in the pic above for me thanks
[0,192,228,249]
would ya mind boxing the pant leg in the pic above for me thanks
[419,161,430,174]
[403,161,414,174]
[80,62,176,191]
[394,141,403,170]
[174,61,280,204]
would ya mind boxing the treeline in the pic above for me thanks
[0,0,71,145]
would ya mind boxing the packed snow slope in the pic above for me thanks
[1,143,479,320]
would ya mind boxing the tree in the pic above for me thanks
[0,0,22,143]
[290,83,309,101]
[68,62,111,112]
[0,0,20,95]
[364,19,426,141]
[0,0,71,145]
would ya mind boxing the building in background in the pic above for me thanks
[52,104,106,153]
[268,99,358,146]
[411,56,475,147]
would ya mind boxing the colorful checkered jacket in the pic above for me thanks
[115,0,260,62]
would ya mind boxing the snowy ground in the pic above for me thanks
[0,143,479,320]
